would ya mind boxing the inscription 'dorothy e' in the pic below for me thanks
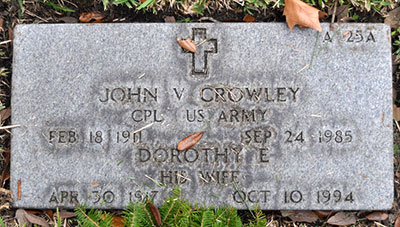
[11,23,393,210]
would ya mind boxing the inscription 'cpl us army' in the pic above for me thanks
[99,86,300,103]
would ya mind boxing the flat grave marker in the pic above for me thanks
[11,23,393,209]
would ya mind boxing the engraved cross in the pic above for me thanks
[183,28,218,76]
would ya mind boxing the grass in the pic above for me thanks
[91,0,393,15]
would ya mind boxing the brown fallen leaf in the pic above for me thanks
[0,17,4,32]
[281,211,319,223]
[394,104,400,121]
[243,14,256,22]
[339,17,356,23]
[58,210,76,219]
[79,12,106,23]
[177,38,196,53]
[164,16,176,23]
[327,211,356,226]
[58,16,78,23]
[0,108,11,121]
[0,151,10,187]
[328,5,349,22]
[177,132,203,151]
[395,216,400,227]
[313,210,332,218]
[25,210,50,227]
[148,201,161,226]
[26,210,42,214]
[16,209,30,227]
[112,216,125,227]
[385,7,400,29]
[16,209,50,227]
[45,210,53,219]
[283,0,327,32]
[365,211,388,221]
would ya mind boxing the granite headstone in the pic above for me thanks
[11,23,393,209]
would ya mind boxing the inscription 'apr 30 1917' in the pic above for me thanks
[11,23,393,209]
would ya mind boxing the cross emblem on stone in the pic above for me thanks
[181,28,218,76]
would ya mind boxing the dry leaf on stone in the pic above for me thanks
[177,132,203,151]
[281,211,319,223]
[148,201,162,226]
[177,38,196,53]
[243,14,256,22]
[327,211,357,226]
[17,179,21,200]
[365,211,388,221]
[284,0,327,32]
[16,209,49,227]
[385,7,400,29]
[79,12,106,23]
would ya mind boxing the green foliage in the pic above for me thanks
[75,204,114,227]
[74,186,268,227]
[17,0,24,18]
[40,1,75,12]
[137,0,155,10]
[56,208,62,227]
[123,202,146,227]
[0,216,5,227]
[393,27,400,57]
[100,0,392,15]
[246,209,267,227]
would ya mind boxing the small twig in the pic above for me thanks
[0,125,21,130]
[0,40,11,45]
[132,122,154,134]
[145,174,165,187]
[198,17,220,23]
[395,120,400,132]
[331,0,338,25]
[232,182,256,219]
[196,38,208,47]
[297,64,309,73]
[137,73,146,79]
[309,32,321,69]
[176,173,191,182]
[25,10,49,22]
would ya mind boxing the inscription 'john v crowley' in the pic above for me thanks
[99,86,300,103]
